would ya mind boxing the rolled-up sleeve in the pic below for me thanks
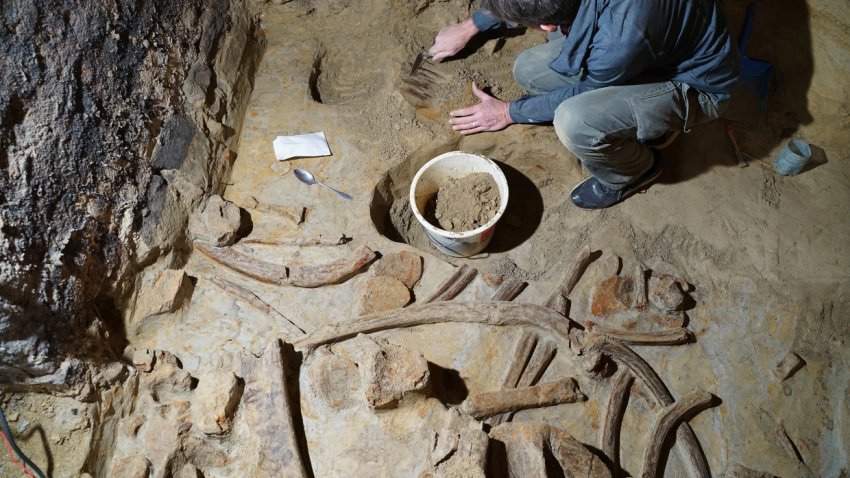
[471,9,505,31]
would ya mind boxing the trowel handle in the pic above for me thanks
[738,3,757,55]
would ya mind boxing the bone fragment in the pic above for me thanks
[602,371,633,471]
[294,301,573,352]
[588,323,693,346]
[238,340,310,477]
[207,276,306,337]
[642,388,715,478]
[289,245,377,288]
[425,264,478,303]
[635,263,648,309]
[502,331,538,390]
[196,242,288,284]
[490,422,612,478]
[428,408,489,476]
[491,276,527,301]
[584,336,711,478]
[460,378,585,419]
[544,293,569,316]
[543,245,593,306]
[487,331,538,426]
[241,234,350,246]
[773,352,805,381]
[496,339,559,424]
[249,203,305,225]
[196,242,375,288]
[516,340,556,389]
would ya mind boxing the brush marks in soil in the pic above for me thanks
[308,45,382,105]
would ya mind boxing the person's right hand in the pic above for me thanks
[429,18,479,61]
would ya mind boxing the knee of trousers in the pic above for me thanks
[512,50,538,92]
[553,100,601,156]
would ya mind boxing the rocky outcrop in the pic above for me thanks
[0,0,264,381]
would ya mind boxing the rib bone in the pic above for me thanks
[426,264,478,303]
[602,371,634,470]
[543,245,593,306]
[460,378,585,419]
[195,242,375,288]
[642,388,715,478]
[584,336,711,478]
[293,301,574,352]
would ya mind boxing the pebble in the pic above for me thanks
[359,275,411,316]
[372,251,423,289]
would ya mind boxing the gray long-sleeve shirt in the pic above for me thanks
[472,0,739,123]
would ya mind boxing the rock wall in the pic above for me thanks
[0,0,263,381]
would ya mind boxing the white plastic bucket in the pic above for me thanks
[409,151,509,257]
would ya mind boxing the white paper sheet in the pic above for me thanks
[272,132,331,161]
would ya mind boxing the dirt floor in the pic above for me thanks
[5,0,847,476]
[140,0,848,476]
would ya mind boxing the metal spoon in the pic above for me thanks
[293,168,352,200]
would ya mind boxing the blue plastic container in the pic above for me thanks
[774,139,811,176]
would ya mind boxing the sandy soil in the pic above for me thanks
[117,0,850,476]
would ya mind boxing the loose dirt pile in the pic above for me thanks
[428,173,500,232]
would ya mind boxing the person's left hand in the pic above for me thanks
[450,82,514,135]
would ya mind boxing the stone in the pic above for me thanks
[121,415,146,437]
[91,361,129,388]
[490,422,612,478]
[350,335,430,408]
[359,275,411,316]
[141,351,194,403]
[176,464,202,478]
[188,195,244,246]
[773,352,805,381]
[182,61,212,108]
[151,114,196,171]
[191,371,243,435]
[426,408,489,478]
[372,251,423,288]
[133,348,156,372]
[648,274,685,313]
[591,275,635,317]
[304,346,361,412]
[136,269,194,320]
[108,455,151,478]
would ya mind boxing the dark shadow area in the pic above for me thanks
[797,143,828,175]
[282,344,316,478]
[486,437,509,478]
[426,362,469,406]
[452,28,528,62]
[661,0,814,184]
[21,424,53,478]
[484,161,544,253]
[93,294,130,362]
[237,207,254,241]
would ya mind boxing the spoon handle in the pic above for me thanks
[318,182,353,200]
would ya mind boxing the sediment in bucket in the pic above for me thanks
[409,151,509,257]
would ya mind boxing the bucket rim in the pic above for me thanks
[409,151,509,239]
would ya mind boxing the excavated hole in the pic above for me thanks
[308,46,380,105]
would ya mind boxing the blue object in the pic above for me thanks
[774,139,811,176]
[472,0,739,124]
[738,3,775,111]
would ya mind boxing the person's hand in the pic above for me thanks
[450,82,514,135]
[429,18,479,61]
